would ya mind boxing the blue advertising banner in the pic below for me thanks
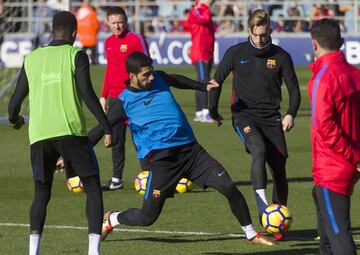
[1,34,360,68]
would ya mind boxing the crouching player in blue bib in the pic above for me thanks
[101,52,275,245]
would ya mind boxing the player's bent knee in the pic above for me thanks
[139,214,158,226]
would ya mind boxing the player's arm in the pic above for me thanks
[134,33,150,56]
[100,40,111,112]
[188,5,212,25]
[8,65,28,129]
[281,52,301,131]
[208,47,234,124]
[75,50,112,142]
[158,71,208,91]
[314,79,360,164]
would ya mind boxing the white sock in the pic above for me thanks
[109,212,121,227]
[255,189,268,205]
[88,233,101,255]
[202,109,210,116]
[29,234,41,255]
[111,177,120,183]
[195,111,202,117]
[241,224,257,240]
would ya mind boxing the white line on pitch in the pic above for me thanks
[2,222,360,243]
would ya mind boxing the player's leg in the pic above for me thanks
[59,136,104,255]
[233,119,268,215]
[313,186,356,255]
[102,154,183,240]
[102,97,126,190]
[186,143,273,245]
[194,61,213,122]
[262,123,288,206]
[313,186,333,255]
[29,140,58,255]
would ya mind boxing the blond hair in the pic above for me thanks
[248,9,270,32]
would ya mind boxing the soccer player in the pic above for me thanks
[89,6,149,191]
[208,9,301,240]
[188,0,215,123]
[100,52,274,246]
[308,18,360,255]
[8,11,111,255]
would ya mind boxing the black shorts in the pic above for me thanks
[144,142,226,201]
[233,117,288,157]
[30,136,99,182]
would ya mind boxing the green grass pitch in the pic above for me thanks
[1,66,360,254]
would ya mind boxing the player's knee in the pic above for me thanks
[139,213,159,226]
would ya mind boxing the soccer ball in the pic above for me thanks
[134,171,149,196]
[66,176,84,193]
[176,178,193,193]
[261,204,292,234]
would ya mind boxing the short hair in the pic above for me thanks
[106,6,127,20]
[52,11,77,33]
[248,9,270,32]
[126,52,153,74]
[310,18,343,50]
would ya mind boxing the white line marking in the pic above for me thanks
[2,222,360,243]
[0,222,244,237]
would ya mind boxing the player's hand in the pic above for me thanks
[282,114,294,132]
[11,115,25,130]
[99,97,107,113]
[55,158,65,173]
[356,161,360,172]
[104,134,112,148]
[206,79,219,91]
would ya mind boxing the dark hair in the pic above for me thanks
[126,52,153,74]
[52,11,77,33]
[311,18,343,50]
[106,6,127,20]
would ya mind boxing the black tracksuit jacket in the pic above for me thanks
[209,38,301,122]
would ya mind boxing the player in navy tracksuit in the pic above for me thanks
[100,52,274,245]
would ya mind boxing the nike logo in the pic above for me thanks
[144,96,154,106]
[217,171,225,177]
[240,60,250,64]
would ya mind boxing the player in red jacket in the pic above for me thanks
[308,18,360,255]
[89,7,149,191]
[188,0,215,123]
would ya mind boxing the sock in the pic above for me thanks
[109,211,121,227]
[241,224,257,240]
[112,177,120,183]
[255,189,268,215]
[195,111,202,117]
[88,233,100,255]
[29,234,41,255]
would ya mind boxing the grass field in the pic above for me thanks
[1,66,360,255]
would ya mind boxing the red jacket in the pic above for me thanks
[187,3,215,63]
[101,31,149,98]
[308,51,360,196]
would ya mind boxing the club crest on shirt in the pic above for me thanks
[120,44,128,52]
[266,59,276,69]
[243,126,251,134]
[153,189,161,198]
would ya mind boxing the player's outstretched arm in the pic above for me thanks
[158,71,208,91]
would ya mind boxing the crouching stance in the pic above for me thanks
[101,52,274,246]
